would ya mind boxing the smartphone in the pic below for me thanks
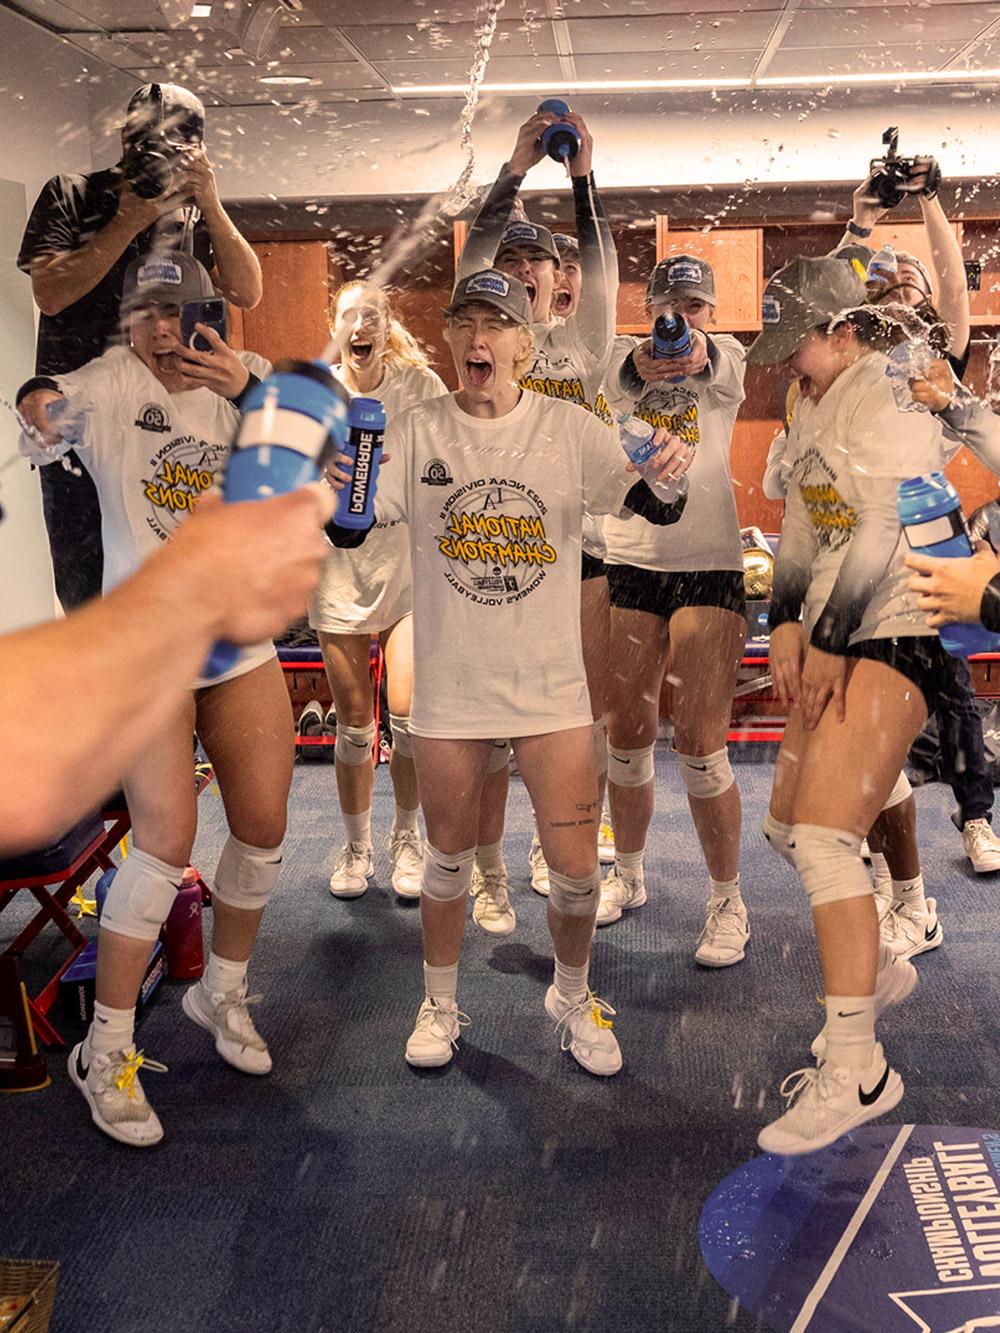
[181,298,227,351]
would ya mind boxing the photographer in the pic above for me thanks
[17,81,262,611]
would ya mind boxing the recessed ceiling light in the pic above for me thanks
[391,68,1000,96]
[258,74,313,85]
[191,3,212,15]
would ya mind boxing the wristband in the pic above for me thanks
[846,220,872,239]
[15,376,59,408]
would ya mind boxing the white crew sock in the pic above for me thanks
[344,808,372,847]
[553,956,590,1005]
[615,849,644,879]
[709,874,742,904]
[870,852,891,894]
[892,874,927,913]
[392,804,420,835]
[823,994,877,1070]
[423,961,458,1006]
[475,840,505,874]
[87,1001,136,1059]
[203,952,249,996]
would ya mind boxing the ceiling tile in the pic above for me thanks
[3,0,103,26]
[382,54,568,87]
[28,0,166,24]
[340,19,556,64]
[782,4,996,47]
[762,41,968,76]
[567,11,779,53]
[551,0,781,15]
[571,47,760,78]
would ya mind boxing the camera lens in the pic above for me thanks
[124,139,177,200]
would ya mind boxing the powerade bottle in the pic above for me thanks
[897,472,1000,657]
[202,360,351,679]
[331,396,385,531]
[618,413,688,508]
[651,313,693,384]
[537,98,580,165]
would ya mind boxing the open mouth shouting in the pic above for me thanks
[464,354,494,389]
[551,286,572,316]
[349,338,375,368]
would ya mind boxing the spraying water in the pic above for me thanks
[320,0,507,367]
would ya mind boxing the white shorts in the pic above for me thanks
[194,639,276,691]
[309,522,411,637]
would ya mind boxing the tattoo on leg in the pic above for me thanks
[575,801,599,813]
[548,815,599,829]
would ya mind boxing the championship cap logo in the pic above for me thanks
[502,222,540,244]
[137,259,183,288]
[761,294,782,325]
[466,271,511,298]
[667,260,703,285]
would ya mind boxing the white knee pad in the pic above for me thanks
[213,835,283,911]
[592,717,608,778]
[882,771,912,812]
[100,846,185,942]
[676,747,735,800]
[607,743,654,788]
[335,720,375,767]
[791,823,872,908]
[421,842,475,902]
[487,739,512,774]
[548,867,601,918]
[388,713,414,759]
[763,812,796,868]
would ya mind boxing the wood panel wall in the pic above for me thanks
[236,235,1000,530]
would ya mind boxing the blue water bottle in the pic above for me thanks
[202,360,352,679]
[897,472,1000,658]
[537,98,580,164]
[331,396,385,531]
[651,313,693,383]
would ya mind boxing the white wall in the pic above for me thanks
[160,85,1000,203]
[0,5,101,630]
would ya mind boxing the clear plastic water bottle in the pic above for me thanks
[618,413,688,507]
[45,394,90,448]
[885,340,934,413]
[898,472,1000,657]
[866,243,898,288]
[986,332,1000,413]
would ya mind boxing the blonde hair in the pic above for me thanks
[512,327,536,382]
[330,281,432,372]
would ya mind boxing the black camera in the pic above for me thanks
[866,127,941,210]
[122,133,183,200]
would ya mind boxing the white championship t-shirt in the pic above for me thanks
[310,360,448,635]
[52,343,274,683]
[781,352,946,645]
[377,390,637,738]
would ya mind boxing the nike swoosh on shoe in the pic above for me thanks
[859,1063,890,1106]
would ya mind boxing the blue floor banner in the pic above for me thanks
[700,1125,1000,1331]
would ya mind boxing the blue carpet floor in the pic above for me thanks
[4,749,1000,1332]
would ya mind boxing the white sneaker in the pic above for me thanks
[595,867,646,927]
[758,1043,903,1156]
[811,952,917,1060]
[404,997,468,1068]
[182,980,272,1074]
[545,985,622,1076]
[695,895,750,967]
[529,835,550,897]
[390,828,423,900]
[69,1041,167,1148]
[598,818,616,865]
[880,896,943,960]
[963,819,1000,873]
[328,842,374,898]
[470,864,516,936]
